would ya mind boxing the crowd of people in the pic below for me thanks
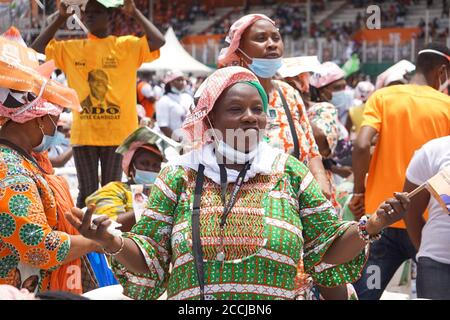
[110,0,216,39]
[0,0,449,302]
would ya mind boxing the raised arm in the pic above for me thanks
[349,125,378,218]
[403,179,429,250]
[31,3,72,53]
[291,157,409,288]
[123,0,165,51]
[49,147,73,168]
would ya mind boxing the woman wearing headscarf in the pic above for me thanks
[67,67,410,300]
[217,14,332,200]
[0,27,99,294]
[307,103,351,213]
[85,127,165,232]
[278,55,321,111]
[309,62,354,124]
[309,62,353,160]
[156,70,193,141]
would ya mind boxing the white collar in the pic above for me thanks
[168,142,283,185]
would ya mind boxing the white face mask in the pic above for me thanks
[206,116,261,164]
[216,139,258,164]
[438,68,449,93]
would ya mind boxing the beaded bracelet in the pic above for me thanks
[353,193,365,197]
[357,215,382,244]
[103,236,125,256]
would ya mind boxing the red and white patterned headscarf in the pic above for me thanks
[182,66,261,146]
[218,14,275,67]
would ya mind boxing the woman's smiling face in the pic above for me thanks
[209,83,267,153]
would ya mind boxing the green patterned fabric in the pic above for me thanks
[112,154,367,300]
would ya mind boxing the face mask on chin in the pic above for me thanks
[238,48,283,79]
[206,116,262,164]
[216,139,259,164]
[171,86,184,94]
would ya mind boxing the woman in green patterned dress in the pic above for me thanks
[68,67,410,300]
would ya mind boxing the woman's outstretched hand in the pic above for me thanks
[366,192,410,235]
[66,205,116,248]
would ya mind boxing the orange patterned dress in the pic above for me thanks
[265,80,320,164]
[0,145,71,293]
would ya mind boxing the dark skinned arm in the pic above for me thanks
[63,235,100,264]
[49,147,73,168]
[349,125,378,219]
[123,0,165,51]
[31,4,71,53]
[330,164,353,178]
[160,127,173,139]
[322,192,410,265]
[352,125,377,194]
[317,285,350,300]
[403,179,429,251]
[67,207,150,274]
[345,115,353,135]
[309,156,332,200]
[116,211,137,233]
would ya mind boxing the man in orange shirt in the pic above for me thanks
[350,43,450,300]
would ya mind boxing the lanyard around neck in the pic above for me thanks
[218,162,250,228]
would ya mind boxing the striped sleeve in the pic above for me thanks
[111,165,186,300]
[286,156,367,287]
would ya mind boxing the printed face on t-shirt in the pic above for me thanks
[88,69,109,100]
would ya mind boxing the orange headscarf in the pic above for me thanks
[33,152,83,295]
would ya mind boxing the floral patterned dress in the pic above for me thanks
[264,80,320,165]
[307,102,352,215]
[0,146,71,293]
[112,153,367,300]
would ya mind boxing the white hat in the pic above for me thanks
[375,60,415,89]
[163,70,184,84]
[354,81,375,101]
[278,56,321,78]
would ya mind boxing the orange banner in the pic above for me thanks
[182,34,224,45]
[353,27,421,44]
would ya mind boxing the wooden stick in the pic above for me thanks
[407,183,427,199]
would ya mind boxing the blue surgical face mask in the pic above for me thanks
[238,48,283,79]
[330,90,350,110]
[133,167,158,184]
[171,86,183,94]
[33,116,59,153]
[52,131,67,146]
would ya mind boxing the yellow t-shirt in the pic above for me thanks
[46,34,160,146]
[361,84,450,229]
[349,104,365,133]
